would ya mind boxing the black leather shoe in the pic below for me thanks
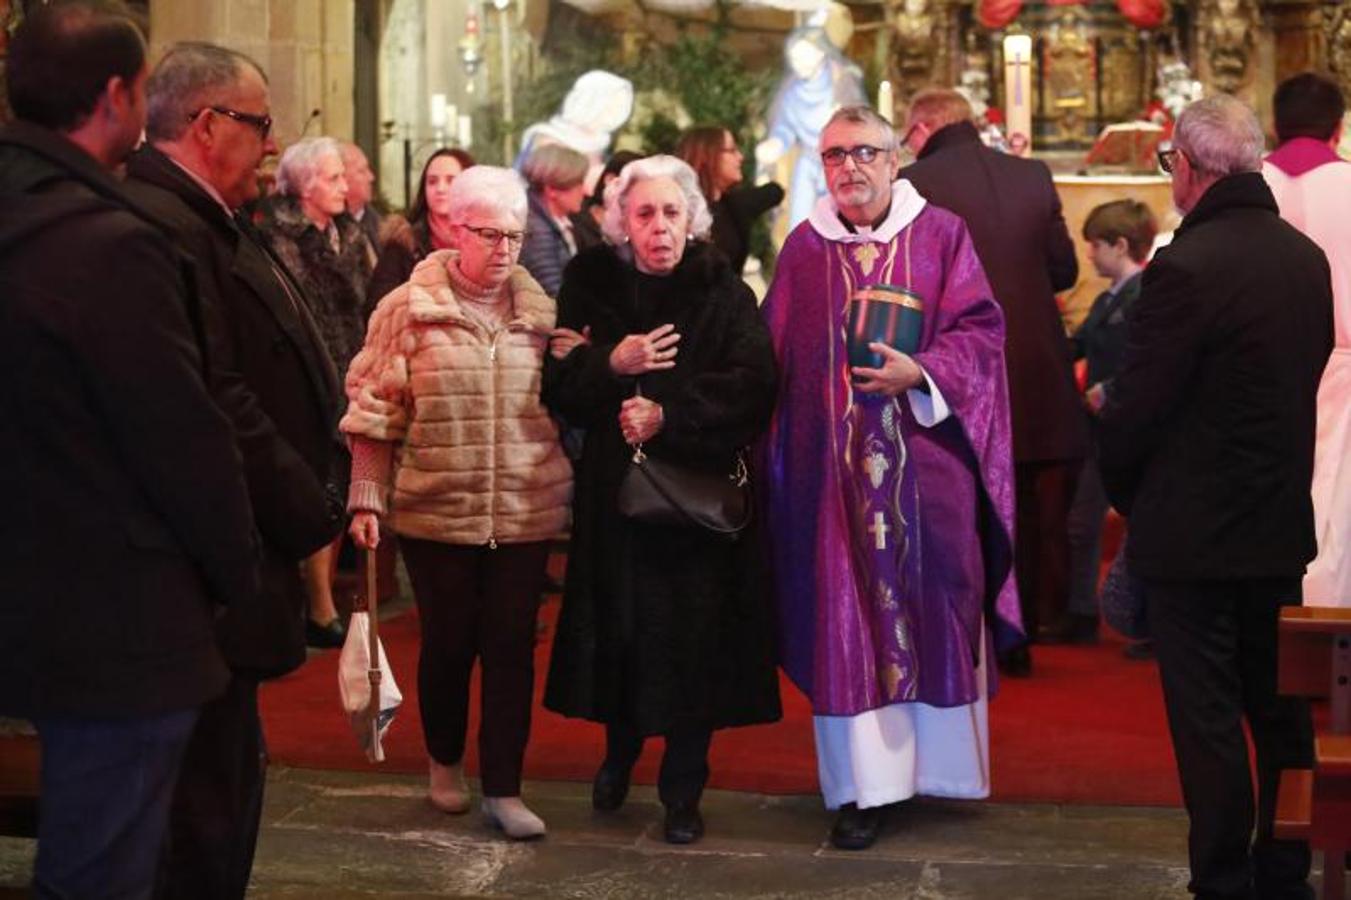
[591,763,631,812]
[663,801,704,844]
[1037,613,1100,645]
[997,644,1032,677]
[305,617,345,649]
[830,802,885,850]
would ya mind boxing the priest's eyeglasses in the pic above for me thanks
[821,144,887,167]
[188,106,273,139]
[460,224,525,248]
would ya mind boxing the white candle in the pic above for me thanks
[429,93,448,130]
[877,80,894,124]
[457,113,472,149]
[1003,34,1033,157]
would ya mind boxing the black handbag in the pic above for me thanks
[616,443,752,536]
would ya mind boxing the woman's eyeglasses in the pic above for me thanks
[461,224,525,248]
[189,106,273,139]
[821,144,888,167]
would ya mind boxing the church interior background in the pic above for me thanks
[2,0,1349,312]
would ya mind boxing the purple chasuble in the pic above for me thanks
[760,183,1022,716]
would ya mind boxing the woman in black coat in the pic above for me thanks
[367,147,476,311]
[543,156,781,845]
[676,126,783,276]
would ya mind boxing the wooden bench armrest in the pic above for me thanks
[1275,768,1313,841]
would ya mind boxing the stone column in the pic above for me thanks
[148,0,355,145]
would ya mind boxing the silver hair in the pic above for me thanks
[601,155,712,246]
[1173,94,1265,177]
[521,143,589,190]
[447,165,529,225]
[819,105,898,152]
[146,42,265,142]
[275,136,343,197]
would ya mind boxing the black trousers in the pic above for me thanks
[1147,578,1314,900]
[604,721,712,808]
[402,538,549,797]
[156,675,266,900]
[1014,459,1080,638]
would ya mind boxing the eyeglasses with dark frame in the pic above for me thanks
[189,106,273,139]
[821,144,890,167]
[1157,147,1184,175]
[459,224,525,248]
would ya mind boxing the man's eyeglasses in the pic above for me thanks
[821,144,889,167]
[189,106,273,139]
[1157,147,1184,175]
[460,224,525,248]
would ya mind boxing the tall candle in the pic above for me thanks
[878,80,894,124]
[1003,34,1033,157]
[429,93,448,130]
[457,113,472,149]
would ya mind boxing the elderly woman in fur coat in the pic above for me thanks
[543,155,782,846]
[343,165,572,840]
[266,136,375,649]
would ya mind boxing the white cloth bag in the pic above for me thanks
[338,552,402,762]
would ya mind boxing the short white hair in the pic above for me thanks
[1173,94,1265,177]
[447,165,528,226]
[275,136,342,197]
[601,155,712,246]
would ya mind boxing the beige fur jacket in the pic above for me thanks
[340,250,572,546]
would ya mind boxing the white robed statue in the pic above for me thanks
[516,70,635,189]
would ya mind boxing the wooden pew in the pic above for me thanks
[0,721,39,839]
[1274,606,1351,900]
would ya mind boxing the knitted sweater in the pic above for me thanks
[341,250,572,545]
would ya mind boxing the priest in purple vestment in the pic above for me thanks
[759,106,1021,850]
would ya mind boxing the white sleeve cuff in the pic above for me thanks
[906,368,951,427]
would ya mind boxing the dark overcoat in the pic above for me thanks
[901,121,1087,463]
[0,122,257,718]
[542,242,782,735]
[1097,173,1334,581]
[125,146,348,678]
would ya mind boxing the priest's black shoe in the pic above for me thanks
[830,802,886,850]
[662,801,704,844]
[591,763,630,812]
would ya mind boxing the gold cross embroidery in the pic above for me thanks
[852,242,881,276]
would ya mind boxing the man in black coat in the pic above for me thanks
[1098,95,1333,900]
[899,88,1086,673]
[122,43,347,899]
[0,6,259,898]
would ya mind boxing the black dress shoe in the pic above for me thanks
[663,801,704,844]
[591,763,631,812]
[305,617,346,649]
[1037,613,1100,645]
[830,802,885,850]
[997,644,1032,678]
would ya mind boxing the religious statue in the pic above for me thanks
[890,0,938,101]
[1203,0,1256,94]
[515,70,635,186]
[756,23,867,229]
[1043,11,1096,143]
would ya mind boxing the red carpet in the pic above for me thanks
[261,601,1181,807]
